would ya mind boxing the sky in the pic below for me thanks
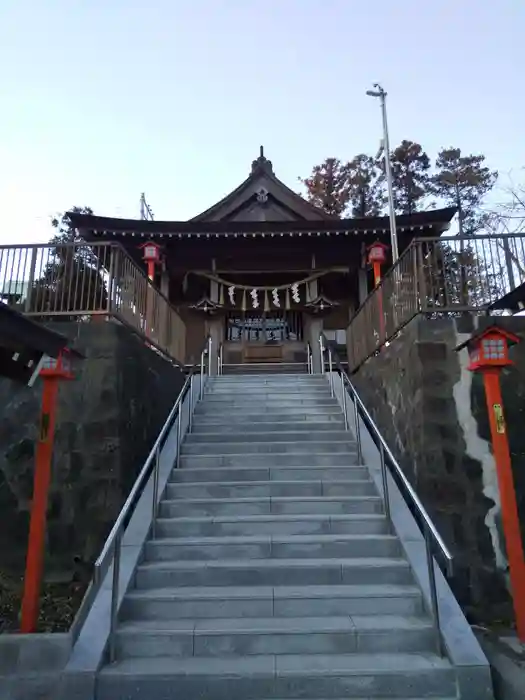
[0,0,523,244]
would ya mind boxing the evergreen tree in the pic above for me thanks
[345,154,385,217]
[431,148,497,235]
[32,207,108,318]
[387,140,431,215]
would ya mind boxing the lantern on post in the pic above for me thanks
[20,347,82,633]
[367,241,389,344]
[139,240,162,282]
[456,325,525,642]
[367,240,389,287]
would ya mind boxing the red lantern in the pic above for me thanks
[139,241,162,280]
[461,326,519,372]
[39,348,76,380]
[367,241,388,265]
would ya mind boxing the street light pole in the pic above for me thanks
[366,84,399,263]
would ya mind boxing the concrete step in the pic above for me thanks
[196,401,342,413]
[164,480,375,500]
[144,534,400,562]
[181,441,357,456]
[158,496,383,518]
[205,385,330,394]
[179,453,360,468]
[170,465,370,483]
[196,413,346,424]
[221,363,308,375]
[155,513,387,538]
[191,421,346,433]
[121,584,423,620]
[134,557,412,588]
[97,652,456,699]
[209,375,326,383]
[199,397,339,408]
[185,431,353,444]
[114,614,435,658]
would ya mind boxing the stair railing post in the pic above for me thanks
[379,442,391,521]
[340,373,348,430]
[108,531,122,663]
[425,529,444,656]
[176,404,182,467]
[188,373,194,433]
[207,335,212,377]
[319,335,324,375]
[328,348,334,397]
[151,445,161,538]
[200,351,205,400]
[353,392,363,465]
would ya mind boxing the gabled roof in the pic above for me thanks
[68,206,456,239]
[190,147,335,223]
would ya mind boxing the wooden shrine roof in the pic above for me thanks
[67,148,456,240]
[69,206,456,240]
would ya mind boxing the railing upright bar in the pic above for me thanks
[353,398,363,465]
[328,349,334,397]
[200,351,205,400]
[150,445,161,538]
[207,336,212,377]
[108,532,122,663]
[176,404,182,466]
[340,372,348,430]
[379,443,391,521]
[425,531,444,656]
[188,374,194,432]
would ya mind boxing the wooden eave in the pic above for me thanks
[68,207,457,241]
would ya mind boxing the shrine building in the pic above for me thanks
[69,148,455,369]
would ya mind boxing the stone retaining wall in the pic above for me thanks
[351,315,525,624]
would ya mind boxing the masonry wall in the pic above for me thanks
[0,321,184,590]
[351,315,525,624]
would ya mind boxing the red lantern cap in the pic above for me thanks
[139,241,162,262]
[367,241,389,264]
[455,325,520,372]
[39,347,80,380]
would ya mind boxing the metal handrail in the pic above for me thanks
[319,333,453,656]
[90,336,211,661]
[306,342,313,374]
[218,341,224,375]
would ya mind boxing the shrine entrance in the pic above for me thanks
[224,311,306,364]
[226,311,303,343]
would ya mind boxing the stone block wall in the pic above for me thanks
[0,321,185,583]
[351,314,525,624]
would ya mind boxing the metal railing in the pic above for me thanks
[218,341,224,375]
[347,232,525,371]
[320,333,453,655]
[306,342,313,374]
[70,337,214,659]
[0,241,186,364]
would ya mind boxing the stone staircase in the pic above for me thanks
[97,373,460,699]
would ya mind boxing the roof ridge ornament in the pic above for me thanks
[251,145,274,175]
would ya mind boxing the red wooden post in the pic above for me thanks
[20,350,75,633]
